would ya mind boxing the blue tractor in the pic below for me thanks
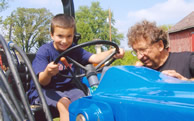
[0,0,194,121]
[70,66,194,121]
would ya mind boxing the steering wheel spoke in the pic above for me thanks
[54,40,119,83]
[95,50,117,70]
[66,56,87,71]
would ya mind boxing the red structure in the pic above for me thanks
[0,49,8,71]
[168,11,194,52]
[0,54,2,68]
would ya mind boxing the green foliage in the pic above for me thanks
[53,118,60,121]
[2,8,53,53]
[112,50,138,66]
[159,24,172,32]
[75,1,124,52]
[0,16,2,23]
[0,0,9,12]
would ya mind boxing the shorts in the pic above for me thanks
[34,87,86,108]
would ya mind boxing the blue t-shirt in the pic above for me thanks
[27,41,92,100]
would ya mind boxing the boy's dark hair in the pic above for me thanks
[127,20,169,49]
[51,14,75,35]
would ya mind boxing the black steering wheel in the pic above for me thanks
[54,40,120,78]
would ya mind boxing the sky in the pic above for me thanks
[1,0,194,50]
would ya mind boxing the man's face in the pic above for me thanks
[51,26,74,51]
[132,38,163,69]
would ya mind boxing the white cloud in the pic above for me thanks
[27,0,61,7]
[115,20,128,34]
[18,0,63,14]
[127,0,194,25]
[28,0,50,6]
[116,0,194,50]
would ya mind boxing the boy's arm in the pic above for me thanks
[89,48,124,64]
[39,62,59,86]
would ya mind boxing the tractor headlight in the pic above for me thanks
[76,114,86,121]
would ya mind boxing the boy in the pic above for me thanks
[27,14,124,121]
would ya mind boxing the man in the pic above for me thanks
[127,20,194,81]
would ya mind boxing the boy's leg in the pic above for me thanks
[57,97,71,121]
[35,88,85,120]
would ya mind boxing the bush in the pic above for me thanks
[112,50,138,66]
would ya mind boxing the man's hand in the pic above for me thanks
[162,70,188,80]
[135,61,144,66]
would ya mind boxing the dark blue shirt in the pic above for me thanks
[27,41,92,101]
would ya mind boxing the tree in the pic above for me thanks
[0,0,10,25]
[112,50,138,66]
[0,0,9,12]
[159,24,172,32]
[2,8,53,53]
[75,2,124,53]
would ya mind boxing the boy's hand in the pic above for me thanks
[39,62,59,86]
[46,62,59,76]
[113,48,125,59]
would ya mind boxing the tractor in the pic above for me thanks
[0,0,194,121]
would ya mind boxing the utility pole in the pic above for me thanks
[109,8,111,42]
[9,13,13,41]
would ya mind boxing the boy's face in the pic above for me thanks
[51,26,74,51]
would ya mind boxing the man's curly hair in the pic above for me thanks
[127,20,168,49]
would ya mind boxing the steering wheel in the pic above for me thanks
[54,40,120,78]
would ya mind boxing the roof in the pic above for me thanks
[168,11,194,33]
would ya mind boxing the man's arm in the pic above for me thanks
[162,70,194,81]
[188,78,194,81]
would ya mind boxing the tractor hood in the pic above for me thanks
[69,66,194,121]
